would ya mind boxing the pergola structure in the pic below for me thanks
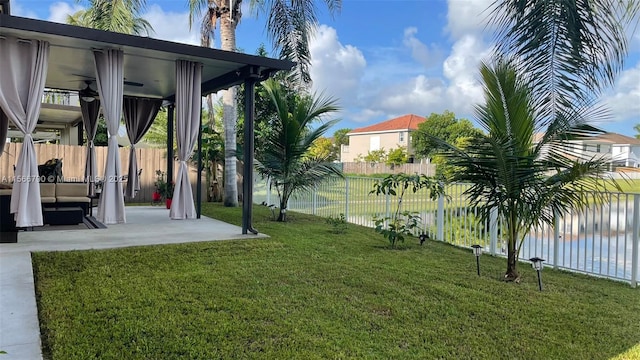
[0,12,293,235]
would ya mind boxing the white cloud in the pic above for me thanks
[144,5,199,45]
[446,0,494,39]
[48,2,84,23]
[443,34,491,114]
[603,61,640,122]
[309,25,367,107]
[8,0,39,19]
[350,109,386,124]
[349,2,493,124]
[377,75,448,115]
[403,27,443,69]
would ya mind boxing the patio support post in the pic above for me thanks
[167,103,175,183]
[631,194,639,288]
[242,74,258,234]
[196,99,203,219]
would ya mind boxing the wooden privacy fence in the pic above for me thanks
[0,143,204,203]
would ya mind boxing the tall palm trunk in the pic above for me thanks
[505,208,520,281]
[220,6,239,206]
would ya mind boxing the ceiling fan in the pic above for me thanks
[79,80,99,102]
[77,77,144,102]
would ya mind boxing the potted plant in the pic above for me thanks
[154,170,174,208]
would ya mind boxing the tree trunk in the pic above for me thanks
[220,9,239,207]
[505,245,519,281]
[504,214,520,282]
[278,187,288,222]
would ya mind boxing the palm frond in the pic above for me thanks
[489,0,640,120]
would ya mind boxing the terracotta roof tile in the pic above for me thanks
[350,114,426,134]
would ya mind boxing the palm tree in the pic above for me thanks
[255,79,342,221]
[437,59,615,281]
[488,0,639,123]
[473,1,639,280]
[188,0,341,207]
[67,0,152,35]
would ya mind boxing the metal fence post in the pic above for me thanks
[489,208,498,255]
[553,212,560,270]
[631,195,639,288]
[345,177,350,220]
[266,177,271,205]
[385,192,391,219]
[437,194,444,241]
[312,185,317,216]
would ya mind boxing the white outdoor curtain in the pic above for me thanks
[94,49,126,224]
[170,60,202,219]
[80,98,101,196]
[0,37,49,227]
[123,97,161,199]
[0,109,7,156]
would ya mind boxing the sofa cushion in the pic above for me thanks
[56,196,91,203]
[39,183,56,203]
[55,183,88,197]
[0,189,12,196]
[40,183,56,197]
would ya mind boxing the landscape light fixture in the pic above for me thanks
[471,244,482,276]
[530,257,545,291]
[419,232,428,245]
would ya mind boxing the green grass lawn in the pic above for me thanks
[33,204,640,359]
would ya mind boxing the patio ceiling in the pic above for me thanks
[0,14,294,100]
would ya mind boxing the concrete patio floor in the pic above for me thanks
[0,206,266,359]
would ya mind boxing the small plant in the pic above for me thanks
[370,173,444,248]
[325,213,348,234]
[373,211,421,247]
[260,202,278,220]
[154,170,174,200]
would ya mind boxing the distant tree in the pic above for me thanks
[413,111,482,158]
[93,120,108,146]
[333,128,351,147]
[141,110,171,147]
[332,128,351,161]
[309,137,337,162]
[364,149,387,163]
[635,124,640,140]
[386,147,408,166]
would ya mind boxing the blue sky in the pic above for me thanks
[9,0,640,136]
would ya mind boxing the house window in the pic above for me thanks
[583,144,588,151]
[370,136,380,151]
[399,132,405,142]
[596,144,601,153]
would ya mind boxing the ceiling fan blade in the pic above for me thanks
[124,80,144,87]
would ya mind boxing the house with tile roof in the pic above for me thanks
[534,131,640,168]
[340,114,426,162]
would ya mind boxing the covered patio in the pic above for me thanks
[0,12,293,236]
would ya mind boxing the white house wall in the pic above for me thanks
[341,131,411,162]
